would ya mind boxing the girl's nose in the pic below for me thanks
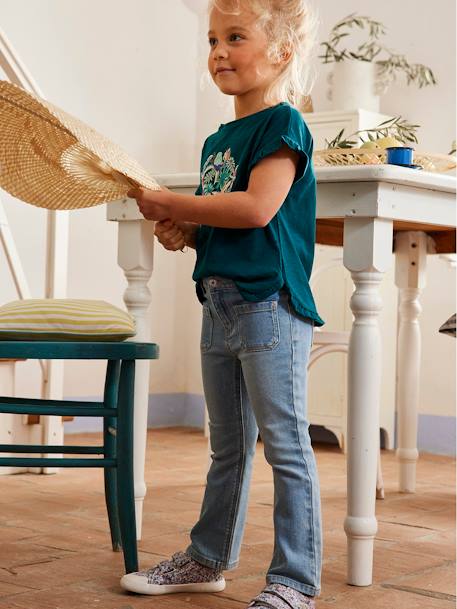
[213,45,228,59]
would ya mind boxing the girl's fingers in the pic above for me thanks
[164,235,186,251]
[164,227,182,240]
[156,219,173,229]
[154,221,167,234]
[155,223,179,239]
[156,225,185,243]
[156,228,185,250]
[166,239,186,252]
[166,233,185,248]
[156,230,183,245]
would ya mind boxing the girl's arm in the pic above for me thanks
[129,145,299,229]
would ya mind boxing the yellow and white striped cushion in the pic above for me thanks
[0,299,136,341]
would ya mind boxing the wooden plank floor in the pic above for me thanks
[0,428,455,608]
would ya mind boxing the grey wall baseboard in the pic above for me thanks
[64,393,456,457]
[416,414,456,456]
[146,393,205,429]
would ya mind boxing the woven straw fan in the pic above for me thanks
[0,80,160,210]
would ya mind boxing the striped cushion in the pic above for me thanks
[0,299,136,341]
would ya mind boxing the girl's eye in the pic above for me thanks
[208,34,242,47]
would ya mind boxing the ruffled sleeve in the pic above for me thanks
[247,104,312,183]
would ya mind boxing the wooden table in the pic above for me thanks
[107,164,456,586]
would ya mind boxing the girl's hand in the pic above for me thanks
[155,220,199,251]
[127,185,174,222]
[154,219,185,251]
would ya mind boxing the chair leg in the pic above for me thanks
[103,360,122,551]
[104,419,121,550]
[116,359,138,573]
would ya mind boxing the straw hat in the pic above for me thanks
[0,80,160,210]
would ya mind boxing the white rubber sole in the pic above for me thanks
[120,574,226,595]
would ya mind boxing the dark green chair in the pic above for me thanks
[0,340,159,573]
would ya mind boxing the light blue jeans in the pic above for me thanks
[186,277,322,597]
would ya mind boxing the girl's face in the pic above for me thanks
[207,4,281,102]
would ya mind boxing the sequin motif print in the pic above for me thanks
[201,149,238,195]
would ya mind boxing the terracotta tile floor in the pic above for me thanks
[0,428,455,609]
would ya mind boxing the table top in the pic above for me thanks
[313,166,455,252]
[108,168,456,253]
[315,165,456,193]
[155,165,456,193]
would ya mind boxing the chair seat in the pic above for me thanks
[0,340,159,360]
[313,330,349,346]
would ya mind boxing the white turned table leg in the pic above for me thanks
[394,231,427,493]
[376,449,385,500]
[343,217,393,586]
[117,220,155,540]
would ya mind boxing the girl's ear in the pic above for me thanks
[279,43,292,65]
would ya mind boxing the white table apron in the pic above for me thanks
[107,165,456,586]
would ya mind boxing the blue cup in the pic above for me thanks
[386,146,414,166]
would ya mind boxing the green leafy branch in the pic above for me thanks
[377,51,436,88]
[325,129,358,149]
[325,117,420,149]
[320,13,386,63]
[320,13,437,88]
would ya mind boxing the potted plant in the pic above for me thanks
[320,13,437,112]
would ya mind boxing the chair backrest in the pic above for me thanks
[309,254,344,290]
[310,252,346,334]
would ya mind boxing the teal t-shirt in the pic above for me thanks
[192,102,324,327]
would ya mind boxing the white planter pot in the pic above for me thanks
[327,61,385,112]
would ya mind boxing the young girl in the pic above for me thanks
[121,1,323,607]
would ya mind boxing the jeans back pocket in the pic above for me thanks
[235,300,280,352]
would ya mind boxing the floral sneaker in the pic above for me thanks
[247,583,316,609]
[120,551,226,595]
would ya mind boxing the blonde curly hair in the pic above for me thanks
[207,0,319,107]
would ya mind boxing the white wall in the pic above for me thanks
[0,0,200,397]
[0,1,455,425]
